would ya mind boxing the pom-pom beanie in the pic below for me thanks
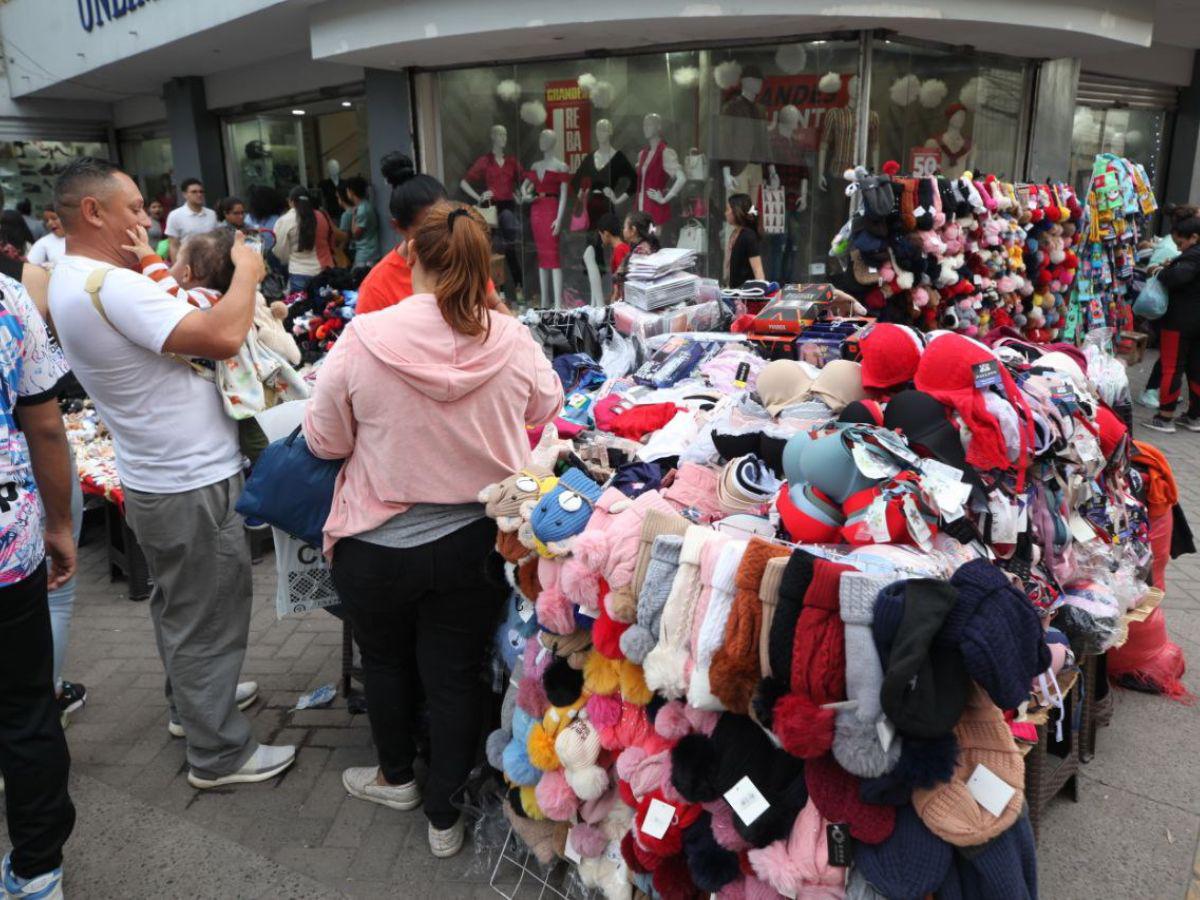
[710,537,792,714]
[873,579,971,739]
[756,556,789,681]
[610,504,692,623]
[859,323,923,391]
[531,466,603,544]
[683,813,743,893]
[747,799,845,900]
[834,572,903,779]
[805,753,895,846]
[643,526,714,699]
[945,559,1052,711]
[619,534,685,663]
[852,803,952,899]
[911,684,1024,848]
[753,550,812,729]
[688,539,749,710]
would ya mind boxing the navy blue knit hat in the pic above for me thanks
[945,561,1052,711]
[853,803,952,900]
[952,809,1037,899]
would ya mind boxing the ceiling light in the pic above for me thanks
[341,101,352,108]
[291,109,306,116]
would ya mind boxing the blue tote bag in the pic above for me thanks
[236,426,342,549]
[1133,274,1169,320]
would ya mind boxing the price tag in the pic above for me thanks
[517,598,535,623]
[902,495,933,550]
[603,841,623,865]
[810,262,827,275]
[989,495,1018,544]
[641,798,675,840]
[920,459,971,520]
[852,443,900,480]
[867,497,892,543]
[724,776,771,826]
[826,823,853,867]
[912,205,927,218]
[877,718,896,753]
[966,763,1016,817]
[972,360,1002,388]
[1070,515,1096,544]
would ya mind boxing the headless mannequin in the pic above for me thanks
[769,104,809,211]
[925,107,975,178]
[818,80,879,191]
[583,119,629,305]
[327,159,341,185]
[520,129,569,309]
[638,114,685,216]
[722,76,776,193]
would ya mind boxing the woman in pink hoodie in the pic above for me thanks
[304,202,562,858]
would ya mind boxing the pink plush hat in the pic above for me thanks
[560,488,635,612]
[663,463,724,524]
[576,491,678,609]
[748,800,845,899]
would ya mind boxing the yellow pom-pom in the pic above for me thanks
[620,660,653,706]
[584,652,622,696]
[519,785,545,820]
[527,723,561,771]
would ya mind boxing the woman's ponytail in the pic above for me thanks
[412,201,492,338]
[288,185,317,252]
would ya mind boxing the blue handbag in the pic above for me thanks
[1133,274,1169,320]
[236,426,342,548]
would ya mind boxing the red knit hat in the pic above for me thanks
[859,324,924,391]
[805,753,896,845]
[772,557,851,759]
[913,333,1035,490]
[1096,404,1128,460]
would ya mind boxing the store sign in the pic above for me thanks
[77,0,161,34]
[545,80,592,172]
[909,146,943,177]
[760,74,850,152]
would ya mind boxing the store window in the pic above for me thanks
[223,97,369,213]
[435,38,861,307]
[870,42,1028,182]
[1069,106,1170,204]
[119,134,175,214]
[0,139,109,216]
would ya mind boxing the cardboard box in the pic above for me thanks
[1116,330,1149,365]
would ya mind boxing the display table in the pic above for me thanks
[1020,668,1081,842]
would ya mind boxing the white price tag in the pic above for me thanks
[565,835,582,865]
[603,841,623,865]
[966,763,1017,817]
[877,718,896,753]
[810,262,827,275]
[724,776,771,826]
[903,495,933,550]
[866,497,892,543]
[1069,515,1096,544]
[641,798,675,840]
[988,495,1018,544]
[852,444,900,480]
[517,599,535,623]
[912,205,927,217]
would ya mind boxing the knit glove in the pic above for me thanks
[620,534,685,664]
[834,572,903,779]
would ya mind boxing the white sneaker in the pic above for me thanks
[342,767,421,811]
[187,743,296,789]
[428,818,465,858]
[169,681,259,738]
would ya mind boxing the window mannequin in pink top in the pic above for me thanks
[636,113,685,227]
[519,129,569,309]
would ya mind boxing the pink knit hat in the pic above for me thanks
[663,464,724,524]
[748,800,846,900]
[560,487,635,613]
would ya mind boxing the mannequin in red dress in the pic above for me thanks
[636,113,685,228]
[520,129,570,309]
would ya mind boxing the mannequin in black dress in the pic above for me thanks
[573,119,636,306]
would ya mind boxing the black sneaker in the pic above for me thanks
[1145,416,1177,434]
[58,680,87,722]
[1180,417,1200,433]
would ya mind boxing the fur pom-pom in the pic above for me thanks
[502,737,541,787]
[606,585,638,624]
[618,625,656,664]
[774,43,808,75]
[536,583,576,636]
[577,72,598,92]
[919,78,948,108]
[544,656,585,708]
[670,734,720,803]
[672,66,700,87]
[570,822,609,858]
[772,694,835,759]
[713,60,742,90]
[819,71,842,95]
[684,706,719,737]
[642,646,690,699]
[684,815,742,892]
[565,765,609,803]
[559,558,600,609]
[654,700,692,741]
[591,607,629,659]
[572,530,611,576]
[496,79,522,103]
[520,100,547,127]
[583,652,622,696]
[833,715,902,779]
[653,851,699,900]
[528,723,561,771]
[895,733,960,789]
[619,659,653,705]
[590,81,614,109]
[889,74,921,107]
[536,768,580,821]
[587,693,622,729]
[487,728,510,771]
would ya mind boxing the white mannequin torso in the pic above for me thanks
[532,155,569,178]
[593,144,614,170]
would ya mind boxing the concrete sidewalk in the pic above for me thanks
[2,353,1198,898]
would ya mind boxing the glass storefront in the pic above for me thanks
[119,132,175,214]
[1069,106,1171,205]
[0,139,109,215]
[222,97,369,209]
[430,34,1032,308]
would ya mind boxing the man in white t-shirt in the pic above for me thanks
[164,178,218,262]
[48,157,296,789]
[27,206,65,267]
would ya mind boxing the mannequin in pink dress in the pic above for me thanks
[636,113,685,228]
[520,129,570,309]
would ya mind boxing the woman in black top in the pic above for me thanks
[1150,215,1200,432]
[724,193,764,288]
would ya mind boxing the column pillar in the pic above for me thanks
[364,67,414,251]
[1165,53,1200,207]
[1025,58,1081,181]
[163,76,226,200]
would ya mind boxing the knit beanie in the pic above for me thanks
[807,359,866,413]
[912,684,1024,847]
[688,539,750,711]
[846,868,889,900]
[687,533,732,666]
[479,466,557,531]
[747,799,845,899]
[834,572,903,779]
[805,753,895,845]
[953,809,1037,899]
[858,734,960,807]
[756,556,789,681]
[945,560,1052,711]
[873,579,971,739]
[772,557,852,760]
[585,490,678,610]
[531,466,603,544]
[710,537,792,714]
[683,813,743,893]
[620,534,685,664]
[757,359,815,415]
[852,803,952,900]
[913,334,1034,488]
[860,323,923,391]
[753,550,812,731]
[560,487,635,611]
[611,506,693,624]
[643,526,713,699]
[663,463,724,524]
